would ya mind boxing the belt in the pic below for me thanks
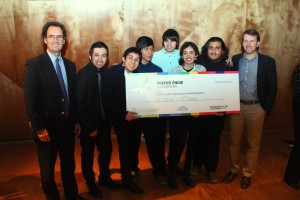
[240,100,260,105]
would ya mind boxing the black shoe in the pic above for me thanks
[168,173,178,189]
[122,180,144,194]
[154,174,167,185]
[66,194,86,200]
[223,172,238,183]
[240,176,251,189]
[176,167,182,176]
[99,177,121,189]
[284,180,299,190]
[131,167,141,176]
[88,184,102,198]
[183,174,196,187]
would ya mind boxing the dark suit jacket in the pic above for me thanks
[76,62,106,136]
[101,64,128,126]
[24,52,77,138]
[232,52,277,113]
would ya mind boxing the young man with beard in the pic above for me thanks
[189,37,234,184]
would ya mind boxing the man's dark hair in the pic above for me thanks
[123,47,142,64]
[162,29,179,48]
[178,41,200,66]
[89,41,109,56]
[136,36,154,51]
[201,37,229,62]
[42,21,66,38]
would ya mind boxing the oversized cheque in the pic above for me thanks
[125,72,240,118]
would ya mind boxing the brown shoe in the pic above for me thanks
[183,174,196,187]
[223,172,238,183]
[240,176,251,189]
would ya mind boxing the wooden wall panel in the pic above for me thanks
[0,72,30,141]
[0,0,299,141]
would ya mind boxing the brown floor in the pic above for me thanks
[0,130,299,200]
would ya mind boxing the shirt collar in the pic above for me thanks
[162,48,178,56]
[47,50,62,62]
[242,52,258,61]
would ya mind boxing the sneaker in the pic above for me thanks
[207,172,219,183]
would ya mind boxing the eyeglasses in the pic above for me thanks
[47,35,64,41]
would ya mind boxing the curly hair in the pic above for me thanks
[201,37,228,62]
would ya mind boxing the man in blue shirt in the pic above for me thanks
[223,29,277,189]
[152,29,180,72]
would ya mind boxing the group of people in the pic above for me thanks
[24,21,280,200]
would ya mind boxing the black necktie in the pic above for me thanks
[55,58,70,117]
[97,72,105,119]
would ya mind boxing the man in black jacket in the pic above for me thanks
[223,29,277,189]
[102,47,144,194]
[24,21,85,200]
[76,41,120,198]
[284,63,300,190]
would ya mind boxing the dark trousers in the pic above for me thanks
[139,118,167,176]
[167,116,197,173]
[80,122,112,187]
[191,115,225,172]
[36,126,78,200]
[113,120,141,182]
[284,104,300,184]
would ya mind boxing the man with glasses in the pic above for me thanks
[24,21,85,200]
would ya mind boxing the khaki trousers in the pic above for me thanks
[229,103,266,177]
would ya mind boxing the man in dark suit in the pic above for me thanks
[102,47,144,194]
[284,63,300,190]
[24,21,85,200]
[223,29,277,189]
[134,36,168,184]
[76,41,120,198]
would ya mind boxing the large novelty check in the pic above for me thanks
[125,72,240,118]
